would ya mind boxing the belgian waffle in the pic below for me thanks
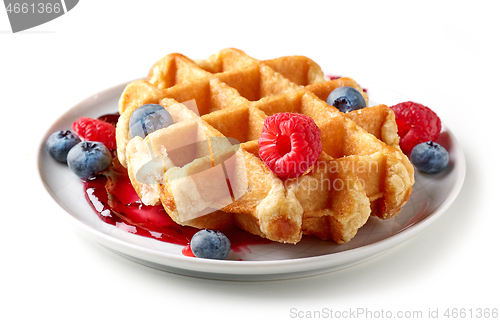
[116,48,414,244]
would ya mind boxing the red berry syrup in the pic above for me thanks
[83,157,199,245]
[326,75,368,93]
[98,113,120,127]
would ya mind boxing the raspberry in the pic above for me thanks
[258,113,322,178]
[72,117,117,150]
[390,102,441,155]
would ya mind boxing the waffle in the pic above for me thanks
[116,48,414,244]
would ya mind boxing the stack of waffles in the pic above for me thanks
[115,48,414,244]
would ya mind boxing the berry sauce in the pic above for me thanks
[98,113,120,126]
[82,113,270,255]
[182,245,195,257]
[327,75,368,93]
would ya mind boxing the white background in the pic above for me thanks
[2,1,499,321]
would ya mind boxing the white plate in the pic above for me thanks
[37,80,466,281]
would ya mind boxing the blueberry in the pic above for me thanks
[326,86,367,113]
[410,141,449,174]
[46,130,81,163]
[129,104,174,138]
[67,141,112,179]
[190,229,231,260]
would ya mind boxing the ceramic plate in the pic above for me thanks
[38,80,466,281]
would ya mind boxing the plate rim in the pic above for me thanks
[37,79,466,279]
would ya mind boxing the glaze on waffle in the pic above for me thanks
[116,48,414,244]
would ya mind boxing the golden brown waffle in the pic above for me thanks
[116,48,414,244]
